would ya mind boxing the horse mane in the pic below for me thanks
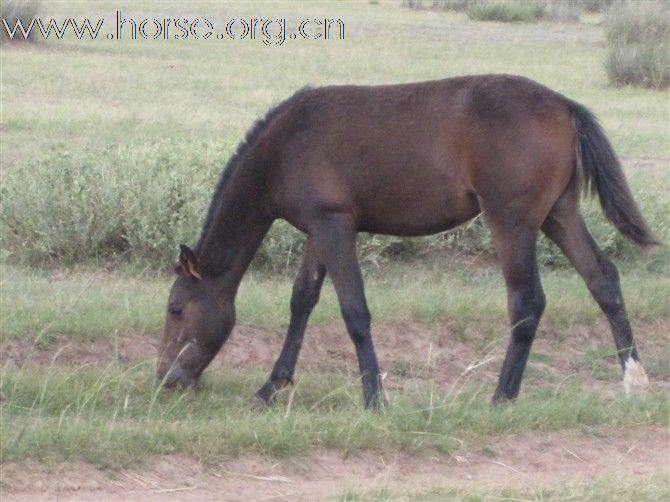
[194,87,312,255]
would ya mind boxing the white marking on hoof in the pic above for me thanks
[623,357,649,396]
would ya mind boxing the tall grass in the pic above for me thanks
[605,2,670,88]
[467,2,547,23]
[0,142,223,266]
[2,262,668,342]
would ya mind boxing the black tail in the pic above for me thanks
[569,101,659,247]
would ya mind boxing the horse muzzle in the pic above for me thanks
[157,362,199,389]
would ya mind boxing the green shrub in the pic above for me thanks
[1,144,666,272]
[580,0,619,13]
[604,2,670,88]
[0,142,222,267]
[541,1,581,22]
[1,0,41,42]
[423,0,472,11]
[403,0,612,21]
[467,1,546,23]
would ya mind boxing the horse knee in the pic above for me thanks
[342,305,371,344]
[290,271,323,315]
[290,286,316,316]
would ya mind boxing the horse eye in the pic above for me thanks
[169,305,183,316]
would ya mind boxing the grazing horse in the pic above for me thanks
[157,75,656,407]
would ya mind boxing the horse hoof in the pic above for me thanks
[365,396,387,410]
[491,394,514,406]
[623,357,649,397]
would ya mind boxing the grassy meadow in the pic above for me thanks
[1,1,669,499]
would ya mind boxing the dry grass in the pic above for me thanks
[605,2,670,88]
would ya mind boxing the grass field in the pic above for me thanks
[1,1,669,500]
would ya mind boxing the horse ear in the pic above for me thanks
[178,244,202,280]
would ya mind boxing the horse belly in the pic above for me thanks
[357,183,479,236]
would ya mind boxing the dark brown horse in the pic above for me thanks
[157,75,657,407]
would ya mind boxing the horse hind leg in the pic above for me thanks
[541,190,649,396]
[481,204,546,403]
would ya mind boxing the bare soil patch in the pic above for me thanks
[2,427,668,501]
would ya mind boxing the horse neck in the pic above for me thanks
[196,158,272,292]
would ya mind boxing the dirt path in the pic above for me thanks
[2,427,668,501]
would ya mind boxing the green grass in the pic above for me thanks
[2,1,666,161]
[1,261,667,343]
[337,473,670,501]
[2,257,667,469]
[1,362,667,467]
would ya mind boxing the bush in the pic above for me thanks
[604,2,670,88]
[0,142,222,267]
[1,143,666,272]
[467,2,546,23]
[580,0,619,13]
[541,2,581,22]
[420,0,471,10]
[403,1,613,22]
[1,0,41,42]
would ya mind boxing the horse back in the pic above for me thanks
[266,75,576,234]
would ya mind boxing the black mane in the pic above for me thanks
[194,87,311,255]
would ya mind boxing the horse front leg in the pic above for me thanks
[255,239,326,405]
[310,214,383,408]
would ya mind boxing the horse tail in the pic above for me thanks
[568,101,659,248]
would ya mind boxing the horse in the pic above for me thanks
[156,74,657,408]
